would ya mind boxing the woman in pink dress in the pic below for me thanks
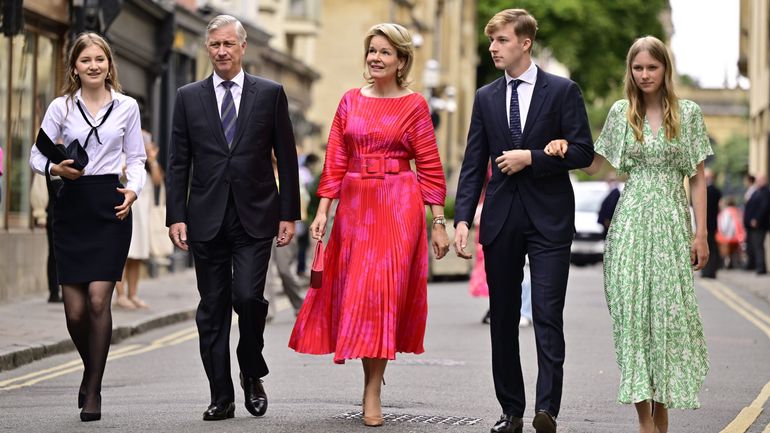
[289,23,450,427]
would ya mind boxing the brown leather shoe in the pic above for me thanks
[532,410,557,433]
[491,414,523,433]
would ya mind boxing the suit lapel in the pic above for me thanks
[491,77,514,149]
[521,67,549,145]
[199,76,229,151]
[229,74,261,152]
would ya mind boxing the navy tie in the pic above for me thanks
[509,79,523,149]
[220,81,237,146]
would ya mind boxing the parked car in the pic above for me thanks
[571,181,611,266]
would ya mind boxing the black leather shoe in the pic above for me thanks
[240,373,268,417]
[202,402,235,421]
[491,414,523,433]
[532,410,557,433]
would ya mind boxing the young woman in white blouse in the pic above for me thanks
[29,32,146,422]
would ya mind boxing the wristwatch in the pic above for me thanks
[432,215,446,227]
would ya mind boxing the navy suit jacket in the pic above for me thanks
[166,73,301,242]
[455,67,594,245]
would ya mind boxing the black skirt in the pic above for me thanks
[53,174,132,284]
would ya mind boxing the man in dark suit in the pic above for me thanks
[701,168,722,278]
[453,9,593,433]
[166,15,300,421]
[744,175,770,275]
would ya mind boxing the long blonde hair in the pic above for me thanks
[62,32,122,100]
[623,36,679,142]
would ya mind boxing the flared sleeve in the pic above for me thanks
[407,96,446,206]
[594,99,631,175]
[679,99,713,178]
[316,91,352,198]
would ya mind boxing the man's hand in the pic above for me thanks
[276,221,295,247]
[544,139,568,158]
[50,159,83,181]
[453,222,473,259]
[169,222,188,251]
[495,149,531,175]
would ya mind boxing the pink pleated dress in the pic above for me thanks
[288,88,446,363]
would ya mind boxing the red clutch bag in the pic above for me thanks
[310,240,324,289]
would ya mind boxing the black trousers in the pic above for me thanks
[701,232,720,278]
[190,197,273,406]
[748,228,768,274]
[483,191,571,418]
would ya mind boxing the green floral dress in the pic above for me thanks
[595,99,711,409]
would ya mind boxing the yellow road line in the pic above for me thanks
[699,280,770,433]
[702,280,770,339]
[0,344,142,388]
[763,421,770,433]
[0,327,199,392]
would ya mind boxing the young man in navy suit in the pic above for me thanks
[166,15,300,421]
[453,9,594,433]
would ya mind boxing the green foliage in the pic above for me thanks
[709,134,749,197]
[476,0,667,104]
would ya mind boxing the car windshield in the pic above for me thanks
[574,188,606,212]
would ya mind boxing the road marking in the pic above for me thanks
[0,327,198,392]
[699,279,770,433]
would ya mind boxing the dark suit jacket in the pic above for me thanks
[166,73,301,242]
[455,67,594,245]
[744,186,770,231]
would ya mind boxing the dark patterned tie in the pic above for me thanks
[509,79,523,149]
[220,81,237,146]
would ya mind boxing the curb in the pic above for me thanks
[0,308,196,372]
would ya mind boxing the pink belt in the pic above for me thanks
[348,154,411,179]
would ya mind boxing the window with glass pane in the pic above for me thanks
[0,37,8,229]
[7,33,35,228]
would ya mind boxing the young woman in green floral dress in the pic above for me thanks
[545,36,711,433]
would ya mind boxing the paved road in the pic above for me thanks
[0,265,768,432]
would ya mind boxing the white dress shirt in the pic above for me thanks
[505,61,538,132]
[29,89,147,196]
[212,70,244,117]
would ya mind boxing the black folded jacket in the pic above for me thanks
[34,128,89,171]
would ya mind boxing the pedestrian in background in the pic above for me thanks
[296,152,320,277]
[701,167,722,278]
[743,174,757,270]
[115,129,163,309]
[289,22,449,427]
[744,175,770,275]
[547,35,710,433]
[166,14,300,421]
[31,173,64,302]
[29,32,146,422]
[454,8,594,433]
[716,196,745,269]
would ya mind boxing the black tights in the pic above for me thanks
[62,281,115,413]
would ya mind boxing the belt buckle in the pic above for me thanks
[361,154,385,179]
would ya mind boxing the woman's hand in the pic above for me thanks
[115,188,137,220]
[690,236,709,271]
[310,213,328,241]
[50,159,83,180]
[431,224,450,259]
[544,139,568,158]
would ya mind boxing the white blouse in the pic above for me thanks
[29,89,147,196]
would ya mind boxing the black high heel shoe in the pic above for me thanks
[80,394,101,422]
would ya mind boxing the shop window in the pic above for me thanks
[1,31,60,230]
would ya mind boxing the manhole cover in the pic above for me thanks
[334,411,482,426]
